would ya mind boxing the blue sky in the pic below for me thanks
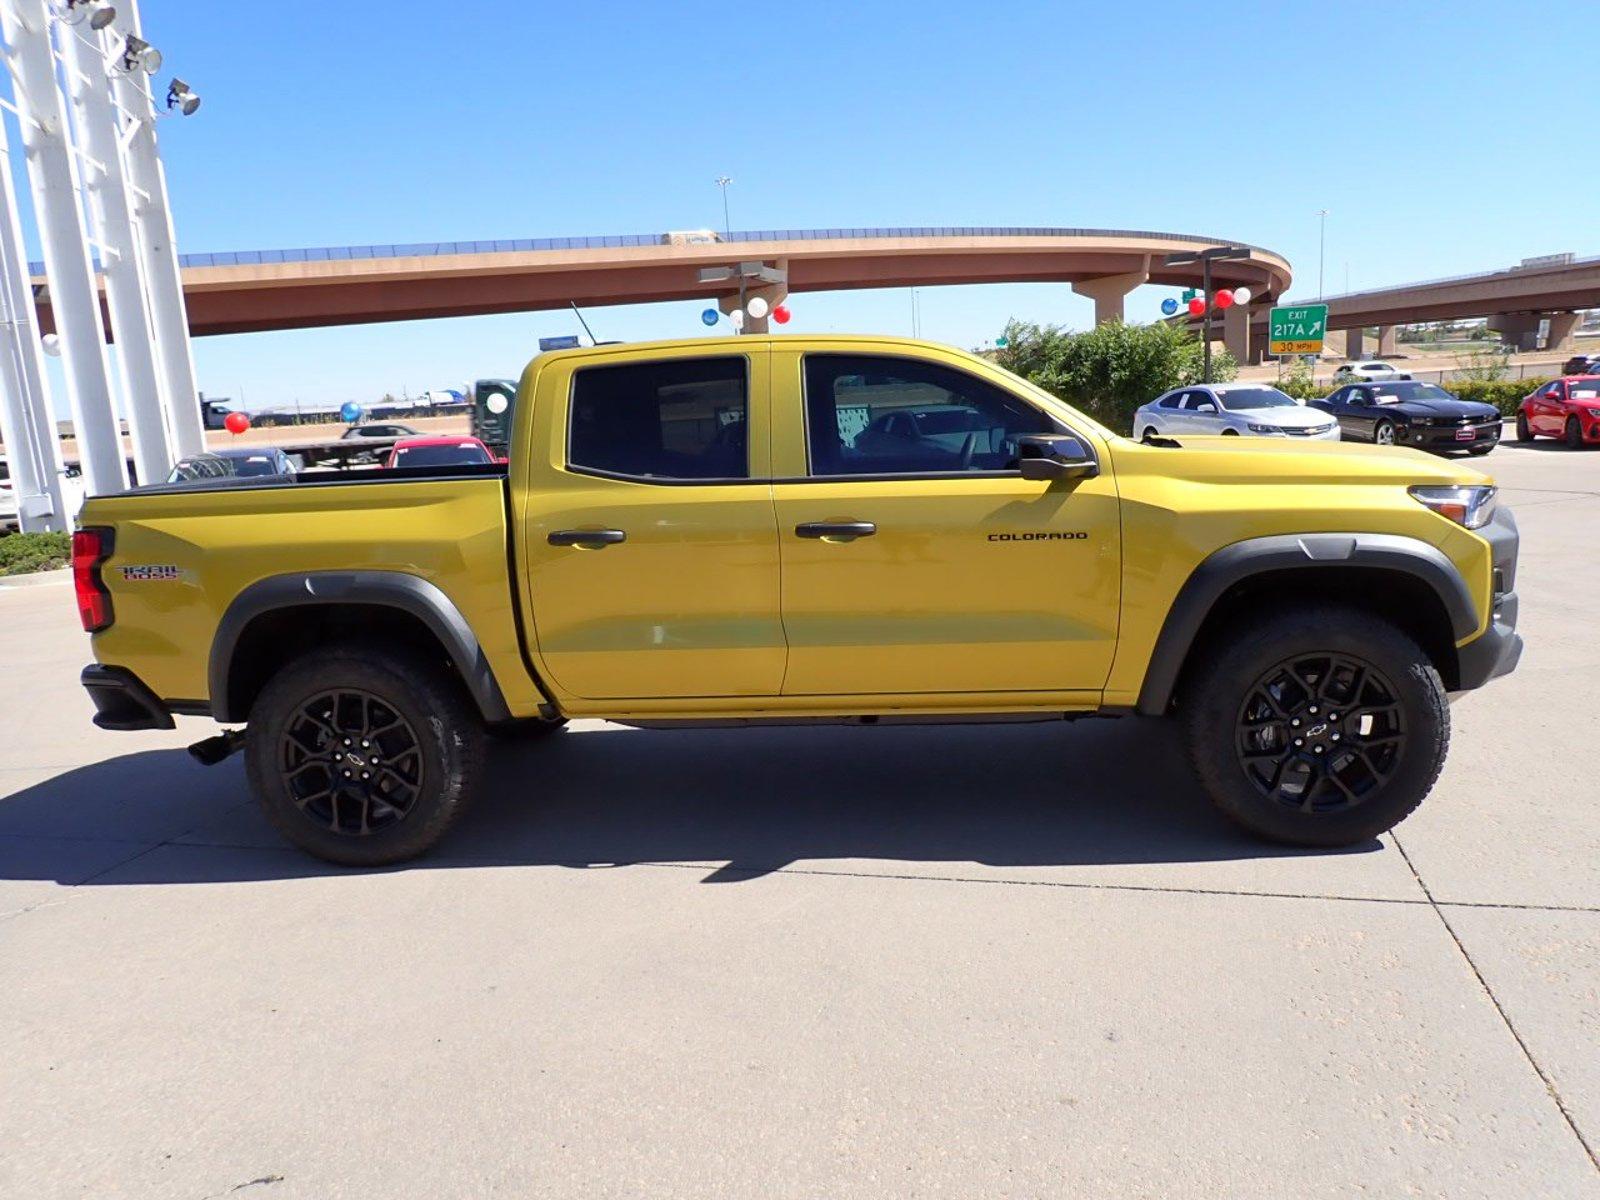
[17,0,1600,411]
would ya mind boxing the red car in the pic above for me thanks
[383,435,498,469]
[1518,375,1600,448]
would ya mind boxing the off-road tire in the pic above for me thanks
[1179,604,1449,847]
[245,644,487,866]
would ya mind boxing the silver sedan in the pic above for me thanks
[1135,385,1341,442]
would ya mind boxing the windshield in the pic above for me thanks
[1219,388,1297,411]
[913,408,985,433]
[167,454,280,482]
[392,443,490,467]
[1371,383,1453,404]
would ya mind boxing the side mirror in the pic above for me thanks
[1195,402,1218,413]
[1015,434,1098,482]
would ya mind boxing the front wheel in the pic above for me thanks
[1220,428,1240,436]
[1141,427,1159,444]
[1179,605,1449,847]
[1515,412,1533,441]
[245,644,488,866]
[1566,417,1585,449]
[1373,420,1396,446]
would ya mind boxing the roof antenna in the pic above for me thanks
[570,301,599,345]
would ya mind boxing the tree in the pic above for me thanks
[993,318,1236,434]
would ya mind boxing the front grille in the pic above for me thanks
[1283,426,1331,437]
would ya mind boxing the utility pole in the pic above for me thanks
[1317,209,1329,300]
[714,176,732,239]
[1164,245,1250,384]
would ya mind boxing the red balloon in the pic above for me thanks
[1187,297,1206,316]
[223,411,250,435]
[771,303,791,325]
[1213,289,1235,309]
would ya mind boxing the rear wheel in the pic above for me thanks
[1373,419,1396,446]
[1179,605,1448,847]
[1566,417,1585,449]
[1515,412,1533,441]
[245,644,487,866]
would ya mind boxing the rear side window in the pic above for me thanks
[568,357,748,481]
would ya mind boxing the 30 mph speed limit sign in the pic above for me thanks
[1269,304,1328,355]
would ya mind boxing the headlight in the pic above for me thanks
[1586,408,1600,419]
[1411,417,1433,426]
[1247,423,1286,434]
[1409,484,1498,530]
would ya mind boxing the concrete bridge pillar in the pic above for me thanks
[1223,303,1251,365]
[1545,312,1580,353]
[1489,313,1540,352]
[1071,269,1149,325]
[1375,325,1398,356]
[1344,327,1365,359]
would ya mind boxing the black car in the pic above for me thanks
[1310,381,1501,455]
[1561,353,1600,376]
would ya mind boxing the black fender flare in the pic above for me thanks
[1134,533,1477,716]
[209,571,514,724]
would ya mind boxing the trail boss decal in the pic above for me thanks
[119,564,182,582]
[987,532,1088,542]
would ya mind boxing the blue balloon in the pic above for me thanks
[701,308,719,327]
[1160,298,1179,316]
[339,401,362,423]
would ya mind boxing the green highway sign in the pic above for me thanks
[1268,304,1328,355]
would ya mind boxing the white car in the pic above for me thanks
[1135,385,1341,442]
[1334,360,1411,382]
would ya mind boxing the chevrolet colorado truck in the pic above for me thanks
[72,336,1521,865]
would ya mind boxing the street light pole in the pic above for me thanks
[1164,245,1251,384]
[714,176,732,240]
[1317,209,1328,300]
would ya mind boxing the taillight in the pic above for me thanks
[72,527,114,633]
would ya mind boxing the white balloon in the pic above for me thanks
[747,296,770,320]
[1232,286,1252,306]
[729,309,745,331]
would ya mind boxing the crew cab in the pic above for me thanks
[73,336,1522,865]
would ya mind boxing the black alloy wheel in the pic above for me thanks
[279,688,423,837]
[1234,652,1404,815]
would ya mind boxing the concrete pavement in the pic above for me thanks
[1,443,1597,1199]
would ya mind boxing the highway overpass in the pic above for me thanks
[1207,253,1600,360]
[34,226,1292,341]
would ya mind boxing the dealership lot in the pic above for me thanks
[1,443,1597,1199]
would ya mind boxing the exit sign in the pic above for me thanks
[1269,304,1328,355]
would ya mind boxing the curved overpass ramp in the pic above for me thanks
[37,226,1292,337]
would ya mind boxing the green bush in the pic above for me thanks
[1443,378,1548,416]
[994,319,1236,435]
[0,531,71,576]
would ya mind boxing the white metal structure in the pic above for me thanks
[1,0,127,500]
[0,0,202,530]
[0,104,69,529]
[1135,385,1341,442]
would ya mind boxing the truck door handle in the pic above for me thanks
[795,521,876,541]
[548,528,626,547]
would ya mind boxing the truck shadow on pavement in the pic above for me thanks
[0,717,1377,886]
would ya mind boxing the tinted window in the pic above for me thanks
[1158,392,1184,409]
[1218,387,1297,410]
[804,354,1054,476]
[569,357,747,480]
[392,444,491,467]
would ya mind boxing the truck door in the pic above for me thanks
[770,348,1121,698]
[517,348,786,700]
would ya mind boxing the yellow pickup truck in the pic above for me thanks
[72,335,1521,865]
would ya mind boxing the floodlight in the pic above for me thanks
[165,78,200,116]
[118,34,161,74]
[63,0,117,29]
